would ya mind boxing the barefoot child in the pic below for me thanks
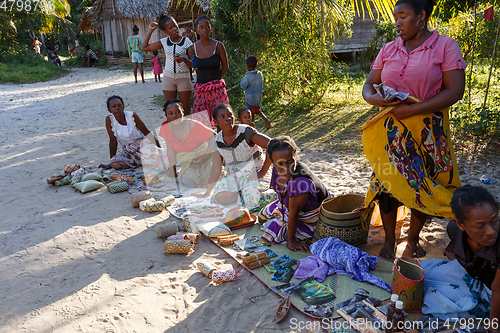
[237,107,255,128]
[152,50,163,82]
[240,55,271,129]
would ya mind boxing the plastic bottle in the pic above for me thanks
[385,294,399,333]
[174,53,180,61]
[392,301,404,332]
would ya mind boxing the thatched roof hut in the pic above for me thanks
[91,0,209,55]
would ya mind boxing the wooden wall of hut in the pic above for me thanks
[103,18,163,55]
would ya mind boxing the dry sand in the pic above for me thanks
[1,67,499,333]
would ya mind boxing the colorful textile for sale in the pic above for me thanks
[310,237,391,292]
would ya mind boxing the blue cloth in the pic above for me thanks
[310,237,391,292]
[240,70,263,107]
[421,259,491,320]
[131,51,144,63]
[293,255,335,283]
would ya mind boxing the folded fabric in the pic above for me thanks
[63,164,80,174]
[81,172,102,182]
[421,259,491,320]
[310,237,391,292]
[272,266,294,283]
[271,255,297,269]
[293,255,334,283]
[197,221,231,237]
[70,167,85,177]
[54,175,71,187]
[130,191,152,208]
[140,198,164,212]
[106,180,129,193]
[73,180,104,193]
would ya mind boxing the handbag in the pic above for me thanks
[392,257,424,312]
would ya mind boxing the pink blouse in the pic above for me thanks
[371,31,466,101]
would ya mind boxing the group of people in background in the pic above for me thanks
[130,14,272,129]
[104,0,500,322]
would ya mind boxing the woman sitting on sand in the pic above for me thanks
[197,103,275,210]
[158,99,215,187]
[259,136,329,252]
[105,95,158,170]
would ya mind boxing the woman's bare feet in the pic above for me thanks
[379,241,396,258]
[405,241,426,258]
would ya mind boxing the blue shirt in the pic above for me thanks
[240,70,263,107]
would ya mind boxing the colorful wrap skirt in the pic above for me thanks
[259,200,320,244]
[110,139,143,170]
[361,96,461,218]
[192,79,229,126]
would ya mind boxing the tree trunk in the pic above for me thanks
[483,16,500,109]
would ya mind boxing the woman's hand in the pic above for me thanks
[193,191,211,198]
[365,92,401,108]
[287,238,309,252]
[390,103,415,120]
[175,55,184,64]
[148,22,158,32]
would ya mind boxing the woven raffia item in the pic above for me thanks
[313,194,374,246]
[130,191,152,208]
[106,180,129,193]
[157,222,179,238]
[392,257,424,312]
[158,195,175,207]
[212,269,237,283]
[63,164,80,174]
[164,240,194,254]
[140,198,164,212]
[197,261,216,279]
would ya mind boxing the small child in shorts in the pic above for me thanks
[237,107,255,128]
[240,55,271,129]
[151,50,163,82]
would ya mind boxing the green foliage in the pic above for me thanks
[358,19,396,68]
[0,46,67,83]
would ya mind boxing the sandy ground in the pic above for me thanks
[1,67,499,333]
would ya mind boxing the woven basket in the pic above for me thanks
[313,194,373,246]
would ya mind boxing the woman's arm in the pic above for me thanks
[489,268,500,331]
[196,151,223,197]
[217,41,229,77]
[132,113,160,147]
[187,44,194,60]
[165,142,177,177]
[105,116,118,158]
[142,22,163,52]
[390,69,466,120]
[287,193,311,252]
[362,69,402,108]
[250,132,272,178]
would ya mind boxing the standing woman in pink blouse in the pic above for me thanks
[362,0,466,258]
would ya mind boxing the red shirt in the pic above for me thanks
[159,120,214,153]
[371,31,466,101]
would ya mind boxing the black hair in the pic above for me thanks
[212,103,232,120]
[395,0,435,22]
[163,99,183,112]
[85,44,90,50]
[153,50,158,56]
[246,55,258,69]
[132,25,139,33]
[450,185,499,223]
[47,46,52,51]
[106,95,124,108]
[267,136,299,162]
[195,15,211,28]
[237,107,251,119]
[158,13,174,31]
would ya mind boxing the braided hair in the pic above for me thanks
[450,185,498,223]
[163,99,183,113]
[158,13,173,31]
[267,136,299,162]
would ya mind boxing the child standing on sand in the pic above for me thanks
[240,55,271,129]
[151,50,163,82]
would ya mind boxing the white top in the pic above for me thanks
[109,111,144,147]
[214,124,263,169]
[160,36,193,79]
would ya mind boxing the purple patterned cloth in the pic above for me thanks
[310,237,391,292]
[293,255,335,282]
